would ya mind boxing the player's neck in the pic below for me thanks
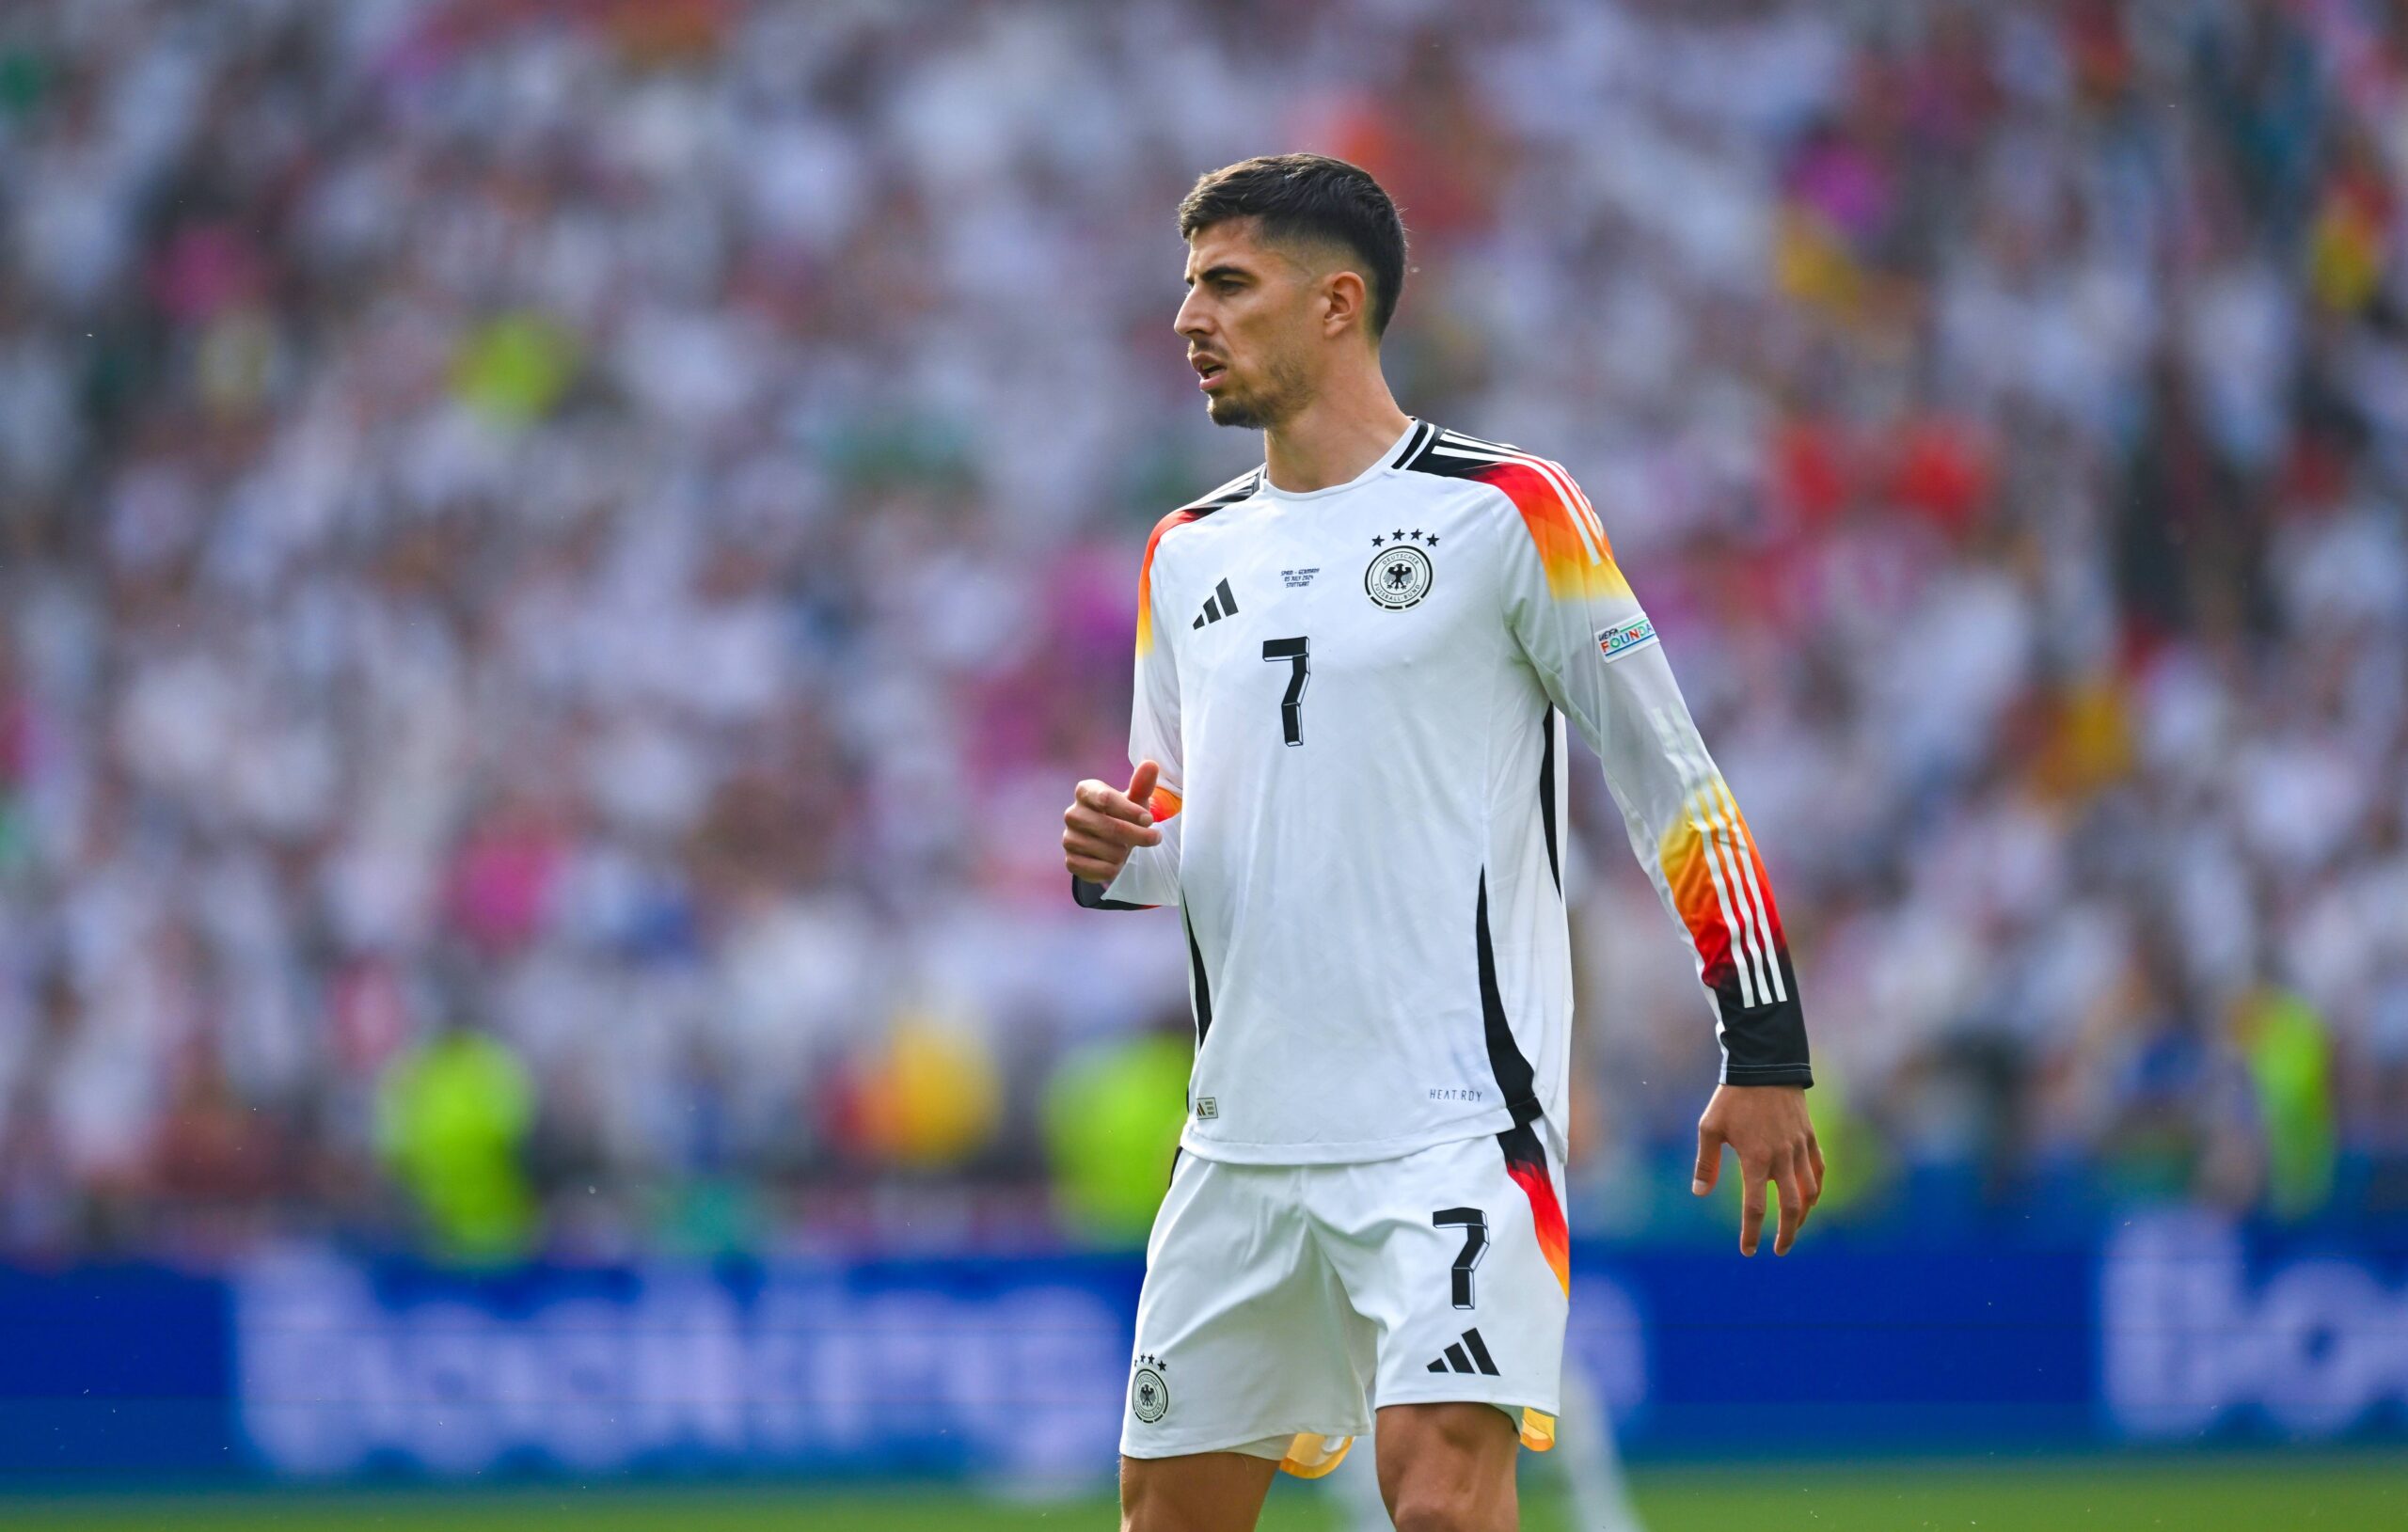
[1260,371,1413,495]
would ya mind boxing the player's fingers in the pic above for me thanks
[1074,778,1152,826]
[1691,1126,1725,1195]
[1808,1131,1827,1195]
[1063,825,1146,870]
[1125,760,1161,815]
[1798,1132,1823,1213]
[1738,1158,1767,1256]
[1772,1154,1805,1256]
[1063,821,1123,873]
[1066,854,1123,883]
[1064,806,1161,848]
[1064,823,1136,872]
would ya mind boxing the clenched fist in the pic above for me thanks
[1062,760,1164,886]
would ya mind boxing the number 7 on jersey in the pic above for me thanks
[1261,637,1309,747]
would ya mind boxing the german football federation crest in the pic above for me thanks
[1366,529,1437,609]
[1130,1355,1171,1423]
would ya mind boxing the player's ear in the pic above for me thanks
[1322,269,1368,340]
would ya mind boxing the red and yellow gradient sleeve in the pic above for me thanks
[1133,508,1205,659]
[1656,776,1798,1042]
[1466,459,1633,604]
[1495,457,1811,1084]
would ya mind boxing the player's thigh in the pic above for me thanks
[1372,1401,1519,1532]
[1119,1449,1280,1532]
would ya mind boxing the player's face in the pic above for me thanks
[1176,221,1315,431]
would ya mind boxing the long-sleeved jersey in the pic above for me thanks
[1076,419,1809,1165]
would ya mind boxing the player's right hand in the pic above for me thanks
[1062,760,1164,885]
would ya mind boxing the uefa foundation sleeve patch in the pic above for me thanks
[1595,615,1657,660]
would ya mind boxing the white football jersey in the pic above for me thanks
[1079,419,1809,1164]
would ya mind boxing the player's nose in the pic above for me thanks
[1173,287,1212,341]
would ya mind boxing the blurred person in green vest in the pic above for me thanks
[2232,984,2336,1220]
[375,1019,538,1264]
[1042,1018,1193,1248]
[1796,1062,1891,1222]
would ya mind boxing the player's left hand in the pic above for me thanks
[1691,1083,1821,1256]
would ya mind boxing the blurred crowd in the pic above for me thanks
[1,0,2404,1260]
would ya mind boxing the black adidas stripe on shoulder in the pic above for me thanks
[1401,424,1540,479]
[1401,426,1610,546]
[1177,466,1265,514]
[1436,426,1529,456]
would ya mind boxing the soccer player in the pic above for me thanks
[1063,154,1820,1532]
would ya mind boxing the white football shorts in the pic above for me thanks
[1118,1122,1571,1476]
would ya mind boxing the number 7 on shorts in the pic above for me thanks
[1433,1207,1489,1309]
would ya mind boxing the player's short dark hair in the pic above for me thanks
[1178,154,1408,339]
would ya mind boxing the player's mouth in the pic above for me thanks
[1193,355,1229,391]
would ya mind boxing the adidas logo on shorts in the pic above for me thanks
[1424,1327,1500,1377]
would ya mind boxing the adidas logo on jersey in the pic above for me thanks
[1424,1327,1501,1377]
[1192,577,1240,628]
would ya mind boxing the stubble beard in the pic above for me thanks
[1205,353,1309,433]
[1206,393,1270,430]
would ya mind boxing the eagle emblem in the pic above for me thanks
[1365,534,1434,609]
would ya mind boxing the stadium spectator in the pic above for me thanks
[0,0,2402,1256]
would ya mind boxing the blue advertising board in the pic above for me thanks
[0,1214,2400,1481]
